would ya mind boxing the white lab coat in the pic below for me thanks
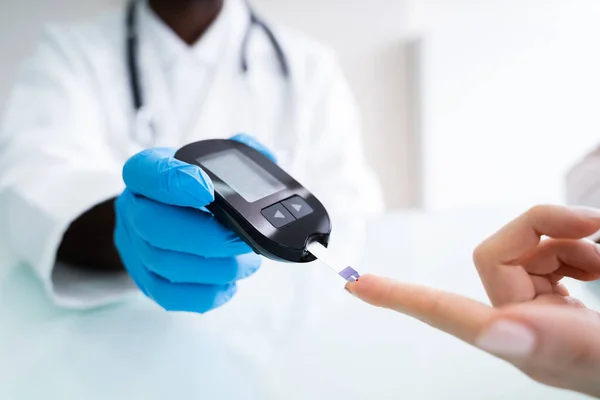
[565,147,600,299]
[0,0,383,359]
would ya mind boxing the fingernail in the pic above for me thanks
[475,320,536,358]
[344,283,357,297]
[594,243,600,258]
[563,296,585,308]
[571,206,600,219]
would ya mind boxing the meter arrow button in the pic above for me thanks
[261,204,295,228]
[282,196,313,219]
[274,210,285,218]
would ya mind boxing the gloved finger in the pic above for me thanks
[114,203,151,297]
[345,274,495,344]
[473,205,600,306]
[144,273,237,314]
[518,238,600,280]
[116,196,237,313]
[230,133,277,163]
[121,190,252,257]
[122,147,214,209]
[476,304,600,381]
[132,232,261,284]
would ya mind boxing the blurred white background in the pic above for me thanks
[3,0,600,211]
[417,0,600,210]
[2,5,600,398]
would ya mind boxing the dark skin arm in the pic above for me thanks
[56,0,223,270]
[57,198,124,271]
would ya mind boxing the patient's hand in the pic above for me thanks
[346,205,600,398]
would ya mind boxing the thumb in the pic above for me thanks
[123,147,214,208]
[477,304,600,366]
[230,133,278,163]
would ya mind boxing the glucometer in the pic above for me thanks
[174,139,361,282]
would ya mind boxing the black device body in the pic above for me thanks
[174,139,331,263]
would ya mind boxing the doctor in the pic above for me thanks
[0,0,382,321]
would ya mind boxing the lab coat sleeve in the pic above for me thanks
[0,27,136,309]
[565,146,600,301]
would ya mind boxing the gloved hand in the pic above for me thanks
[114,134,276,313]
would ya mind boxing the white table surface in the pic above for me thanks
[1,207,598,400]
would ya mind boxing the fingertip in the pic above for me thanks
[563,296,586,308]
[123,147,215,208]
[223,283,238,302]
[344,282,356,295]
[229,133,250,143]
[123,148,175,183]
[198,284,237,314]
[344,274,391,304]
[114,189,130,211]
[154,282,238,314]
[171,161,215,205]
[236,253,262,279]
[565,205,600,235]
[230,133,277,163]
[114,189,139,227]
[352,273,386,289]
[569,205,600,221]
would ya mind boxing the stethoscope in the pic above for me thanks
[125,0,291,146]
[125,0,310,343]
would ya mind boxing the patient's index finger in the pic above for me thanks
[346,274,494,344]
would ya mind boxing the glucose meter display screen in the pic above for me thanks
[198,149,285,203]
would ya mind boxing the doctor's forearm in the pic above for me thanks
[56,198,124,271]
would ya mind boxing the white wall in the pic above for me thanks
[418,0,600,209]
[0,0,124,110]
[0,0,417,210]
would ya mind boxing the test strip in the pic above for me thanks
[306,241,361,282]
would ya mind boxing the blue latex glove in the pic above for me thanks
[114,134,276,313]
